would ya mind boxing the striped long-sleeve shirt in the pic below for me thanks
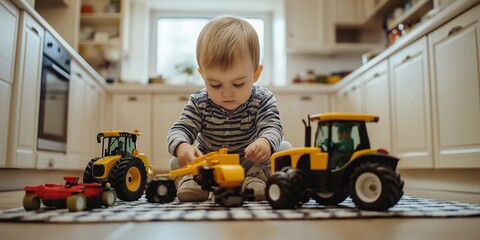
[167,84,284,169]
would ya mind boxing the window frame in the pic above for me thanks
[148,11,273,86]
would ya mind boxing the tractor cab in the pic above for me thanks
[308,113,378,169]
[97,130,140,157]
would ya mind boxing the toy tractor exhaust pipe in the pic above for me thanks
[302,115,311,147]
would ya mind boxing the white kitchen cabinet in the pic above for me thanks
[390,36,433,169]
[363,60,392,151]
[428,5,480,168]
[329,0,364,25]
[285,0,327,52]
[335,78,364,113]
[36,151,68,169]
[0,0,18,84]
[0,82,11,166]
[153,94,190,171]
[275,93,331,148]
[8,12,44,168]
[63,61,104,170]
[111,93,152,162]
[0,0,19,166]
[83,76,103,158]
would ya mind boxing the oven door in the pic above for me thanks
[37,57,70,152]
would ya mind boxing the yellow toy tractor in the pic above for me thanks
[83,130,153,201]
[266,112,404,211]
[146,148,254,207]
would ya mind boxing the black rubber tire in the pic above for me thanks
[265,168,304,209]
[197,166,216,191]
[312,190,349,205]
[109,157,147,201]
[285,168,305,208]
[349,162,404,211]
[214,187,244,207]
[83,157,101,183]
[146,178,176,203]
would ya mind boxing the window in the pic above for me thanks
[151,15,269,85]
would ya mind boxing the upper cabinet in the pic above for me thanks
[285,0,442,55]
[428,5,480,168]
[285,0,328,53]
[286,0,385,54]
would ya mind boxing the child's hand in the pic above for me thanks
[176,143,203,167]
[245,138,271,163]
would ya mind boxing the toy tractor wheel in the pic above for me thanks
[23,195,41,211]
[214,187,244,207]
[109,157,147,201]
[146,178,176,203]
[101,190,117,207]
[312,190,349,206]
[265,168,304,209]
[83,157,101,183]
[349,162,404,211]
[196,166,216,191]
[66,194,87,212]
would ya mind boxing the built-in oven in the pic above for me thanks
[37,31,71,153]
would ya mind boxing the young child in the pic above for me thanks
[167,16,290,202]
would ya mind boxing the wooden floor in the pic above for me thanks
[1,190,479,240]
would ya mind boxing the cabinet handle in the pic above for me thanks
[351,86,357,91]
[128,96,137,101]
[448,26,463,37]
[373,73,380,78]
[48,158,55,168]
[76,72,82,78]
[179,96,188,101]
[300,96,312,101]
[30,26,39,36]
[402,55,412,63]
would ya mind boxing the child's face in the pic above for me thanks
[199,57,263,111]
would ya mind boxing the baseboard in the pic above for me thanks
[399,169,480,193]
[0,169,83,191]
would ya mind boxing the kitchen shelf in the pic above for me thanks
[79,40,121,46]
[387,0,434,31]
[77,0,125,82]
[287,43,384,55]
[81,13,121,24]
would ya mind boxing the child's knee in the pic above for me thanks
[169,157,181,170]
[277,141,292,152]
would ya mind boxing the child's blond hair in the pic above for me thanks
[196,16,260,71]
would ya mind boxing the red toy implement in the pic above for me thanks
[23,176,116,212]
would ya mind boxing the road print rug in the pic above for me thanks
[1,196,479,223]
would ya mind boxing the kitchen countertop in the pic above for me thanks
[105,83,336,94]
